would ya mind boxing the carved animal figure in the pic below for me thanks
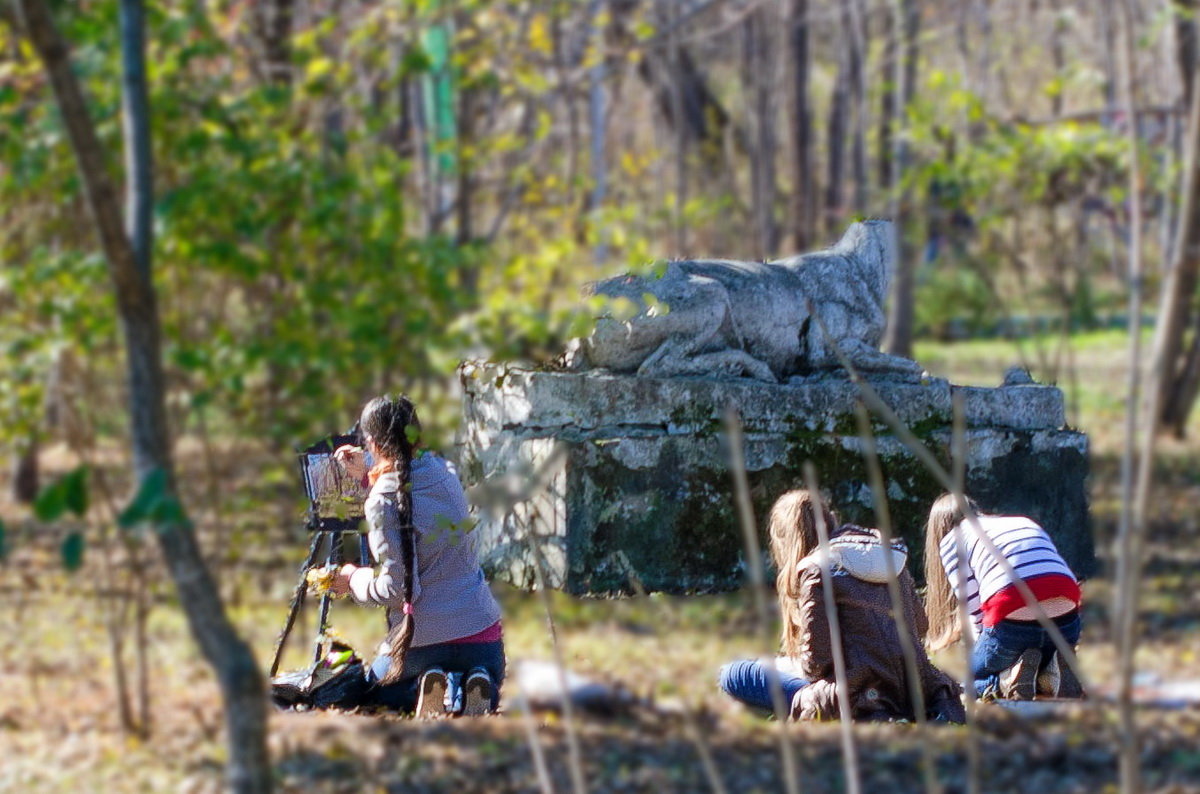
[570,220,921,382]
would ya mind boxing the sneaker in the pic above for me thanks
[1055,652,1087,700]
[462,668,494,717]
[1000,649,1041,700]
[1036,653,1062,698]
[416,668,449,719]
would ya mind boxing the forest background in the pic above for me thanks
[3,0,1200,792]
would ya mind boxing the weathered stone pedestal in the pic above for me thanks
[457,363,1094,596]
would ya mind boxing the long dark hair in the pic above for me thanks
[359,395,422,685]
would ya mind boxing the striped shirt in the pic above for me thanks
[938,514,1079,637]
[349,453,502,647]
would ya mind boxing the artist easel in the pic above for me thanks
[269,433,372,678]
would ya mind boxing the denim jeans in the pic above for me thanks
[971,612,1082,697]
[718,659,809,715]
[366,638,506,712]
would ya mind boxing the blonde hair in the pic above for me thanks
[771,490,838,657]
[923,492,981,651]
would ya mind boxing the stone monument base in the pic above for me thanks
[457,364,1093,596]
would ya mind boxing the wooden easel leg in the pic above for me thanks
[269,531,325,677]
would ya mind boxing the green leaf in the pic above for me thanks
[119,467,169,528]
[61,531,85,572]
[32,466,88,521]
[0,519,7,561]
[119,467,190,531]
[405,423,422,445]
[63,466,88,517]
[33,480,67,522]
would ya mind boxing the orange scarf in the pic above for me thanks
[367,459,396,486]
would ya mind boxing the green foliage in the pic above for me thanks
[915,265,996,339]
[0,0,679,465]
[2,0,1170,482]
[0,518,7,562]
[118,467,189,531]
[33,466,89,522]
[903,72,1160,333]
[60,530,85,572]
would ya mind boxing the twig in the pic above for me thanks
[950,394,982,794]
[529,539,589,794]
[611,550,729,794]
[852,403,941,794]
[1114,1,1150,791]
[802,464,862,794]
[724,407,801,794]
[516,687,557,794]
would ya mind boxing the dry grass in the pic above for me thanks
[3,331,1200,793]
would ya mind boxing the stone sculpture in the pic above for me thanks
[566,220,922,382]
[456,219,1093,596]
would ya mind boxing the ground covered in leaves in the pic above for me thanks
[3,333,1200,793]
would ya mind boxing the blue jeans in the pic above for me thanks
[719,659,809,715]
[366,638,506,712]
[971,612,1082,696]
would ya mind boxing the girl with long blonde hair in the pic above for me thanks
[769,490,829,658]
[923,493,1083,700]
[719,489,963,722]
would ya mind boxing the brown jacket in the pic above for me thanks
[789,526,964,723]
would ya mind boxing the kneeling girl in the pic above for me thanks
[720,490,963,722]
[923,493,1083,700]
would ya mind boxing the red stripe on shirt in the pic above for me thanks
[444,620,503,645]
[981,573,1081,627]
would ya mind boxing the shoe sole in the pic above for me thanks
[462,677,493,717]
[416,673,448,719]
[1036,654,1060,698]
[1004,649,1040,700]
[1056,658,1087,700]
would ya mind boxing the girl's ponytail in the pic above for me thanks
[359,394,421,686]
[379,445,416,685]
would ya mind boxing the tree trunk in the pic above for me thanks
[251,0,295,85]
[1049,0,1066,118]
[877,7,895,191]
[588,0,609,264]
[1153,21,1200,436]
[1097,0,1120,126]
[1177,0,1197,107]
[845,0,869,212]
[789,0,815,250]
[455,84,474,247]
[662,0,688,253]
[976,0,995,102]
[884,0,921,359]
[612,0,737,177]
[120,0,152,278]
[825,34,850,234]
[13,2,272,791]
[743,3,779,257]
[11,440,38,503]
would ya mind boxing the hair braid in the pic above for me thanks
[378,437,417,685]
[358,394,422,687]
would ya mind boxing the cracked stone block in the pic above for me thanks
[457,364,1094,596]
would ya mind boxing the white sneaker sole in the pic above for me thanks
[416,672,449,719]
[462,676,493,717]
